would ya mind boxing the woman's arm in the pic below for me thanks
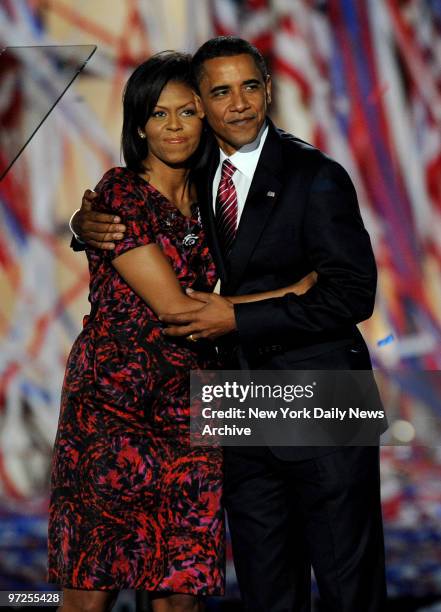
[227,272,317,304]
[114,243,318,318]
[113,244,205,316]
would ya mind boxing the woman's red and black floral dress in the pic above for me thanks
[47,167,224,595]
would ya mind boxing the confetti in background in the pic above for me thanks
[0,0,440,605]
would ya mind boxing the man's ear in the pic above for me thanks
[194,93,205,119]
[265,75,272,106]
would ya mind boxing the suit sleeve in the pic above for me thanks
[234,159,377,347]
[70,236,85,252]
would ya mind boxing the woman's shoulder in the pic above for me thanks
[94,167,150,214]
[94,166,145,192]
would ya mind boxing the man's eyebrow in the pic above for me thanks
[209,79,262,94]
[210,84,230,94]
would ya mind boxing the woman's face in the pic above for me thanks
[142,81,204,167]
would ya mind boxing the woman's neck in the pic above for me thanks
[140,156,195,214]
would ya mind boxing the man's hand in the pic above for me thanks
[160,290,237,341]
[71,190,126,250]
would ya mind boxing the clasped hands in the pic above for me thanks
[72,190,318,342]
[160,289,236,341]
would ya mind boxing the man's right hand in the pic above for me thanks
[71,189,126,250]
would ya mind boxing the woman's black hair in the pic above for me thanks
[121,51,206,173]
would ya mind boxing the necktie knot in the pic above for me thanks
[221,159,236,180]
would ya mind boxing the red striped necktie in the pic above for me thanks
[215,159,238,256]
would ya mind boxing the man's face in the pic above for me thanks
[197,53,271,156]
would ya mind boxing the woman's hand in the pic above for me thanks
[226,271,318,304]
[285,271,318,296]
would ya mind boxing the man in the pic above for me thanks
[71,37,387,611]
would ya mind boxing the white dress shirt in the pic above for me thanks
[212,123,269,226]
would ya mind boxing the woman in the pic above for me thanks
[48,52,315,612]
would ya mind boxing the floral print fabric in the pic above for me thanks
[47,167,224,594]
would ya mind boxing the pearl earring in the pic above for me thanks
[138,129,146,139]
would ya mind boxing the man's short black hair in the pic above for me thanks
[192,36,269,87]
[121,51,196,172]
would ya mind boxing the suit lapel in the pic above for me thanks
[225,122,284,293]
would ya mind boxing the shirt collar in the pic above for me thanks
[219,122,269,180]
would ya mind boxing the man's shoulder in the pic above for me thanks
[272,124,328,163]
[268,123,349,181]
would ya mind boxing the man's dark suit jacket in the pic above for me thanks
[196,119,386,460]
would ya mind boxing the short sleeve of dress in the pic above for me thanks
[93,167,155,260]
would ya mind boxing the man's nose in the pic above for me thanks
[230,90,250,112]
